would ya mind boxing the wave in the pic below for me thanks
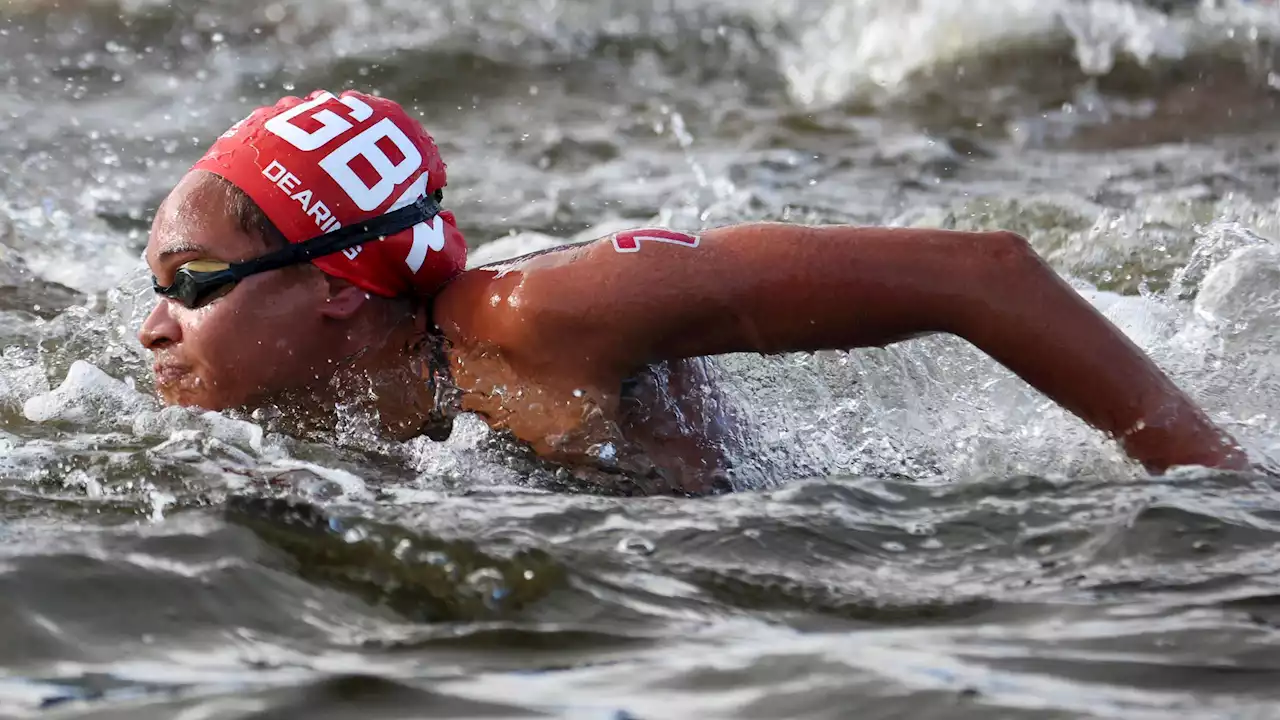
[779,0,1280,109]
[5,0,1276,112]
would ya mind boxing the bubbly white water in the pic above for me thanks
[780,0,1280,108]
[3,3,1280,714]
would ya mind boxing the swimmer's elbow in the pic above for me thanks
[979,231,1061,296]
[980,230,1040,269]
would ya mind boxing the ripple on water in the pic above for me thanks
[3,0,1280,716]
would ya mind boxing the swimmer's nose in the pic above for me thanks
[138,299,181,350]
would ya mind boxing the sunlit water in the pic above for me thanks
[3,0,1280,717]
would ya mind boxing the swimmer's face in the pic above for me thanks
[138,171,348,410]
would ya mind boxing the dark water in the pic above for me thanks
[3,0,1280,717]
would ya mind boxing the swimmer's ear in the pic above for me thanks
[318,276,368,320]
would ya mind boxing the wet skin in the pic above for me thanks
[141,171,1250,496]
[141,172,728,493]
[140,172,355,410]
[431,223,1249,481]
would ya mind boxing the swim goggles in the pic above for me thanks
[151,194,441,309]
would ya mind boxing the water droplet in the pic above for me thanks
[421,551,450,566]
[393,538,414,560]
[341,526,370,544]
[591,442,617,463]
[465,567,509,606]
[617,536,656,556]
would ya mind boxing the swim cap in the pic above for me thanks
[191,90,466,298]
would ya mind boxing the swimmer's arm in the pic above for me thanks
[502,223,1247,474]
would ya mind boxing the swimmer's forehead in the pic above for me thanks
[146,173,255,266]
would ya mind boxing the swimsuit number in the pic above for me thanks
[612,228,700,253]
[263,91,442,271]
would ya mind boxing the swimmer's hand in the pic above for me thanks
[437,224,1248,475]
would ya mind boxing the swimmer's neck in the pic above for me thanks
[341,320,459,442]
[240,320,455,443]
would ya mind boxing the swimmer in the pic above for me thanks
[139,90,1249,495]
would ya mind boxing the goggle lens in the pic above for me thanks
[152,260,237,309]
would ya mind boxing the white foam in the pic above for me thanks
[255,459,374,502]
[133,405,267,457]
[775,0,1273,109]
[22,360,156,428]
[0,198,141,296]
[0,348,50,412]
[1194,244,1280,351]
[781,0,1058,108]
[404,413,528,488]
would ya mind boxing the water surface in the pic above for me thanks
[3,0,1280,717]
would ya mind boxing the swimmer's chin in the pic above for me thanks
[154,388,232,412]
[152,369,246,413]
[150,368,432,442]
[153,382,209,410]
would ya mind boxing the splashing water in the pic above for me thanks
[3,0,1280,717]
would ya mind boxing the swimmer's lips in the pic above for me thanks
[152,362,195,396]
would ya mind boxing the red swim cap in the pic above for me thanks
[191,90,466,298]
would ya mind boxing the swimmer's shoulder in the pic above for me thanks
[431,234,611,335]
[429,240,591,359]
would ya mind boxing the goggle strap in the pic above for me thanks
[230,195,442,279]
